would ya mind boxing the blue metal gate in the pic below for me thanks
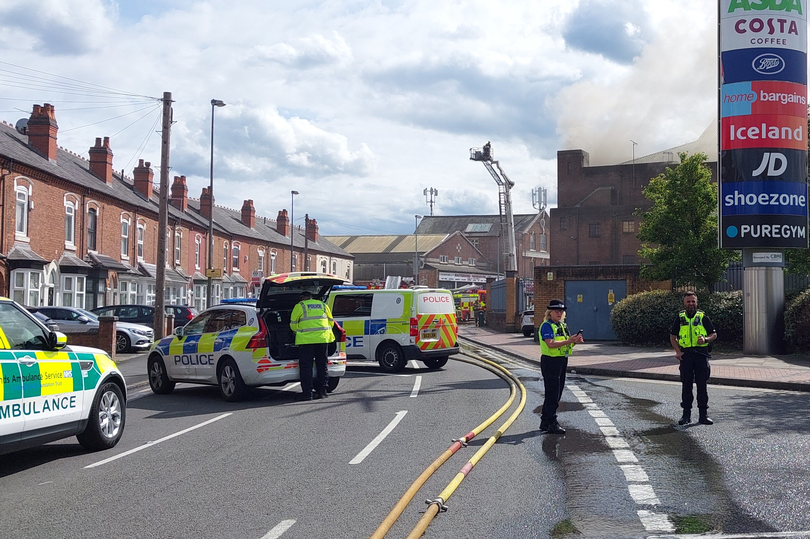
[565,280,626,340]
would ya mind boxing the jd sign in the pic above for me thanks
[728,0,804,13]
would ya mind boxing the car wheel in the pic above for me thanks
[423,356,448,370]
[116,332,131,353]
[327,377,339,392]
[148,354,175,394]
[377,342,406,373]
[522,328,533,337]
[218,357,247,402]
[77,381,126,451]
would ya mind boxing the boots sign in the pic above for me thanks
[720,0,808,249]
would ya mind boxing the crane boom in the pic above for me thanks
[469,143,517,273]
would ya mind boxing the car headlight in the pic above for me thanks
[132,328,151,337]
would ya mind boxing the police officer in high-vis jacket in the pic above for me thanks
[670,291,717,426]
[539,299,584,434]
[290,290,335,401]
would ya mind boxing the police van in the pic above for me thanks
[148,272,347,401]
[0,297,127,456]
[327,287,459,373]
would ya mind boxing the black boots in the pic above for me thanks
[678,413,691,426]
[539,421,565,434]
[679,411,713,425]
[698,414,714,425]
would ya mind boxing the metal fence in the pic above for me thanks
[488,278,531,314]
[712,262,810,294]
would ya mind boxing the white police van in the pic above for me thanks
[0,297,127,456]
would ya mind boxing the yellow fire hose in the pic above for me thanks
[369,352,526,539]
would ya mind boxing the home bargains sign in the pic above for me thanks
[720,0,808,249]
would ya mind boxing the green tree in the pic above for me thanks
[636,152,736,292]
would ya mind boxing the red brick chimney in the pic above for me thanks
[306,218,319,243]
[133,160,154,199]
[276,210,289,236]
[89,137,114,184]
[27,103,58,162]
[200,187,214,220]
[241,199,256,228]
[170,175,188,211]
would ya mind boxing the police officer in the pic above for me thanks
[290,290,335,401]
[669,291,717,426]
[539,299,583,434]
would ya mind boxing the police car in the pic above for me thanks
[0,297,127,456]
[148,272,348,402]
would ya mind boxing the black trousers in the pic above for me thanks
[540,354,568,424]
[299,343,328,396]
[679,351,711,413]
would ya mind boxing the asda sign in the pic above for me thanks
[726,0,803,14]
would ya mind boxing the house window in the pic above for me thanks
[195,236,202,269]
[623,220,635,233]
[232,243,240,270]
[65,201,76,247]
[439,255,448,263]
[540,233,547,251]
[257,250,265,273]
[15,187,28,237]
[468,258,476,266]
[119,280,137,304]
[223,242,229,270]
[270,251,277,274]
[623,254,635,265]
[174,231,181,264]
[588,223,601,238]
[121,217,131,258]
[559,216,567,231]
[12,270,41,306]
[137,223,145,259]
[194,283,207,311]
[454,256,462,264]
[61,275,86,308]
[87,208,97,251]
[529,234,536,251]
[469,238,479,249]
[332,261,337,274]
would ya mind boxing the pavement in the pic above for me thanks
[458,324,810,392]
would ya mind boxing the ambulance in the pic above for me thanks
[0,297,126,456]
[327,288,459,373]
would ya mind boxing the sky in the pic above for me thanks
[0,0,718,236]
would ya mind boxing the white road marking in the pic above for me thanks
[410,376,422,398]
[349,411,408,464]
[260,520,296,539]
[85,413,232,469]
[282,382,301,392]
[620,464,649,482]
[567,384,675,533]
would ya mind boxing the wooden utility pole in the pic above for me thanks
[154,91,172,339]
[304,213,309,271]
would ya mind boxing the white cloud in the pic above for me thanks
[0,0,719,235]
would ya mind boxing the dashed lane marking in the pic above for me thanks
[260,520,296,539]
[85,413,232,469]
[567,384,675,534]
[349,411,408,464]
[410,375,422,398]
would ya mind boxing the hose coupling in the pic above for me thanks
[451,438,468,447]
[425,497,448,513]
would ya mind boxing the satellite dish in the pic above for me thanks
[15,118,28,135]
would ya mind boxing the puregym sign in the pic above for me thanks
[719,0,808,249]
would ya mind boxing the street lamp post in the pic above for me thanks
[414,214,422,284]
[207,99,225,308]
[290,190,299,272]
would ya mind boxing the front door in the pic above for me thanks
[565,280,627,341]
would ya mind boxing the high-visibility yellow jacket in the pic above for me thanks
[290,299,336,345]
[539,320,572,357]
[677,310,709,350]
